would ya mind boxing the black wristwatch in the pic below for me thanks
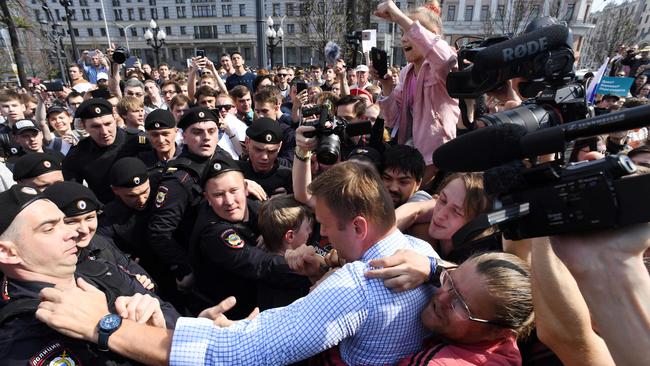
[97,313,122,351]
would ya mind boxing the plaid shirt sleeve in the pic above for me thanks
[170,264,369,366]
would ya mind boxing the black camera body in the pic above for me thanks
[112,47,129,64]
[302,105,371,165]
[484,155,650,240]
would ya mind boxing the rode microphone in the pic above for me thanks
[432,124,528,172]
[472,24,572,75]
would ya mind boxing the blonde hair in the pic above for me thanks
[116,96,144,116]
[409,0,443,35]
[258,194,313,252]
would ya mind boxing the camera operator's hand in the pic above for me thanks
[295,125,318,152]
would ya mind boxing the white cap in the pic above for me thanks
[355,65,369,73]
[96,72,109,81]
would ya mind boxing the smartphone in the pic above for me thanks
[196,49,205,58]
[370,47,388,78]
[296,81,308,94]
[43,80,64,92]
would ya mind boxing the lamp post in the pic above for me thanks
[39,20,68,85]
[112,22,136,51]
[144,19,166,67]
[265,16,283,69]
[58,0,78,60]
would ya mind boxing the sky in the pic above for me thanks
[590,0,632,13]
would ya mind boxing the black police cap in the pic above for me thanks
[145,109,177,130]
[246,117,283,144]
[44,181,102,217]
[0,184,44,235]
[74,98,113,120]
[110,157,149,188]
[177,107,218,130]
[203,155,242,182]
[347,146,382,168]
[13,152,62,181]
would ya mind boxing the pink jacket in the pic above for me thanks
[379,21,460,166]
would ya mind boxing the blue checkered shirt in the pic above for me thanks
[170,229,436,365]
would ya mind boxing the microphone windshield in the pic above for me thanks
[433,124,528,172]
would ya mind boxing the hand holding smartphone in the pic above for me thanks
[370,47,388,79]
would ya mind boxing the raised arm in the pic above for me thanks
[291,125,317,208]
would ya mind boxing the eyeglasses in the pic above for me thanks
[439,268,512,328]
[277,74,287,77]
[216,104,233,110]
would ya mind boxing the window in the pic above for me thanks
[192,5,216,17]
[225,25,231,34]
[464,5,473,21]
[119,28,125,36]
[446,5,455,21]
[177,6,186,17]
[175,0,184,3]
[163,7,169,18]
[286,3,294,16]
[131,27,137,36]
[139,8,145,20]
[370,22,378,30]
[73,28,79,37]
[112,0,120,6]
[114,9,123,20]
[194,25,218,39]
[222,4,232,16]
[240,24,247,33]
[287,23,295,34]
[480,5,489,20]
[149,0,156,5]
[96,9,103,20]
[55,9,61,20]
[300,22,308,33]
[180,26,186,35]
[496,5,505,20]
[82,9,91,20]
[100,28,106,36]
[565,3,575,20]
[165,26,172,35]
[239,4,245,16]
[79,0,88,5]
[87,28,94,36]
[151,8,157,19]
[273,3,280,16]
[128,8,134,20]
[69,9,76,20]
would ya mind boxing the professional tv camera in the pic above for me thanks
[448,22,589,132]
[302,104,371,165]
[434,106,650,242]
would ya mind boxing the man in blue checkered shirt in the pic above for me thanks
[36,161,438,365]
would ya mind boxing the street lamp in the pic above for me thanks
[265,16,283,68]
[112,22,136,51]
[144,19,166,67]
[58,0,78,60]
[39,20,68,85]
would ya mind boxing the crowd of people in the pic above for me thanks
[0,0,648,365]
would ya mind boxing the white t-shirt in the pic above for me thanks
[217,114,247,159]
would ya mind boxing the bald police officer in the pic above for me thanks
[239,117,293,197]
[62,98,151,203]
[190,156,309,318]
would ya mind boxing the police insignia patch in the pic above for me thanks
[154,122,160,128]
[221,229,244,249]
[77,200,86,210]
[30,342,81,366]
[94,107,101,114]
[43,161,52,168]
[265,133,272,142]
[155,186,169,208]
[133,176,140,185]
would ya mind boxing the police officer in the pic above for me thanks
[148,107,230,291]
[138,109,180,171]
[0,185,179,365]
[62,98,150,203]
[190,156,309,318]
[12,152,64,191]
[239,117,293,197]
[98,157,167,286]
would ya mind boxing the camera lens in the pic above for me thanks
[477,104,561,133]
[316,133,341,165]
[113,47,128,64]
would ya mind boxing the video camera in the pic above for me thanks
[448,23,589,132]
[439,105,650,243]
[112,46,129,64]
[302,104,371,165]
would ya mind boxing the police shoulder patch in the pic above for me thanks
[155,186,169,208]
[220,228,244,249]
[30,341,81,366]
[139,135,147,144]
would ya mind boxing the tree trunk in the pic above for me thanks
[0,0,28,87]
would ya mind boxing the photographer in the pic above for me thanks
[372,0,459,185]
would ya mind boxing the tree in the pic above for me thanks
[483,0,541,37]
[300,0,348,65]
[586,7,637,65]
[0,0,31,87]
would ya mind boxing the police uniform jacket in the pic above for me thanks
[147,147,230,280]
[190,200,310,319]
[238,159,293,197]
[62,128,150,203]
[0,259,180,365]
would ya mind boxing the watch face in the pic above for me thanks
[99,314,122,331]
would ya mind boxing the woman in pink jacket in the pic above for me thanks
[374,0,459,185]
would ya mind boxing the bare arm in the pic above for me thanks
[291,125,317,208]
[187,57,200,101]
[109,62,123,99]
[34,85,54,144]
[394,199,436,231]
[531,237,615,366]
[206,59,227,93]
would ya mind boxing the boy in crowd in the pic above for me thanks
[116,96,146,131]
